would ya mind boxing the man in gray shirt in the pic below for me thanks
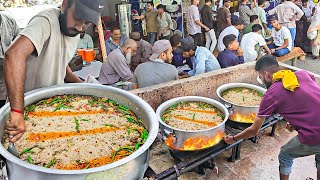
[132,40,178,89]
[99,39,137,86]
[239,0,254,26]
[4,0,104,142]
[0,13,19,108]
[186,0,210,46]
[129,32,152,72]
[157,4,173,40]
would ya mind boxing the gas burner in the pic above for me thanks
[145,115,283,180]
[226,114,283,130]
[168,141,226,162]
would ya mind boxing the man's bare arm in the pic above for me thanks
[262,45,271,54]
[267,37,273,45]
[4,35,35,111]
[225,116,266,144]
[65,66,83,83]
[4,35,35,142]
[226,17,231,26]
[133,14,145,20]
[276,39,289,50]
[234,116,266,139]
[195,20,209,31]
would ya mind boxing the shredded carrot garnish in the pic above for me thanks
[181,109,217,114]
[27,127,122,142]
[173,116,217,127]
[28,110,105,117]
[56,150,130,170]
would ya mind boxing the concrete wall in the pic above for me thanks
[131,62,320,110]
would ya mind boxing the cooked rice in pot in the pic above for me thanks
[221,87,263,106]
[161,102,225,131]
[2,95,148,170]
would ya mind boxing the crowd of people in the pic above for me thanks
[98,0,320,90]
[0,0,319,179]
[62,0,320,91]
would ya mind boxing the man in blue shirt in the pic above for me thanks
[217,34,244,68]
[169,34,193,70]
[106,25,127,55]
[175,36,221,77]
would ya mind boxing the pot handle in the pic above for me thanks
[225,103,234,114]
[161,128,176,142]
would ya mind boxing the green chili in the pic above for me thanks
[45,159,56,168]
[83,164,90,169]
[24,111,28,120]
[257,91,264,97]
[126,116,134,123]
[102,124,114,127]
[170,103,178,109]
[36,99,48,105]
[118,105,129,110]
[134,142,143,150]
[20,145,38,155]
[74,117,80,132]
[27,155,34,164]
[126,128,131,135]
[218,113,224,119]
[54,104,74,112]
[107,99,117,106]
[50,98,62,105]
[111,147,133,160]
[141,130,148,142]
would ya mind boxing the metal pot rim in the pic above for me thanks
[216,83,267,108]
[156,96,229,132]
[0,83,159,175]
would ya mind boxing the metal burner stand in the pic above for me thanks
[144,115,283,180]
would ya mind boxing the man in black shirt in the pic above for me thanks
[201,0,217,53]
[217,34,244,68]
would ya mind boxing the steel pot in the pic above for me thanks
[156,96,229,151]
[0,84,159,180]
[216,83,267,124]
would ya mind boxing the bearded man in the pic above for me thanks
[4,0,105,143]
[98,39,137,89]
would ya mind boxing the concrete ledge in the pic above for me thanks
[131,62,320,110]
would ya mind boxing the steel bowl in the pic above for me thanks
[216,83,267,125]
[0,83,159,180]
[156,96,229,151]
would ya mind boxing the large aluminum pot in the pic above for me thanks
[156,96,229,151]
[0,84,158,180]
[216,83,267,123]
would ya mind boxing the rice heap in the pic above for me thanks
[221,87,264,106]
[161,101,225,131]
[2,95,148,170]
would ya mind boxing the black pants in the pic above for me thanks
[190,33,203,46]
[0,100,5,108]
